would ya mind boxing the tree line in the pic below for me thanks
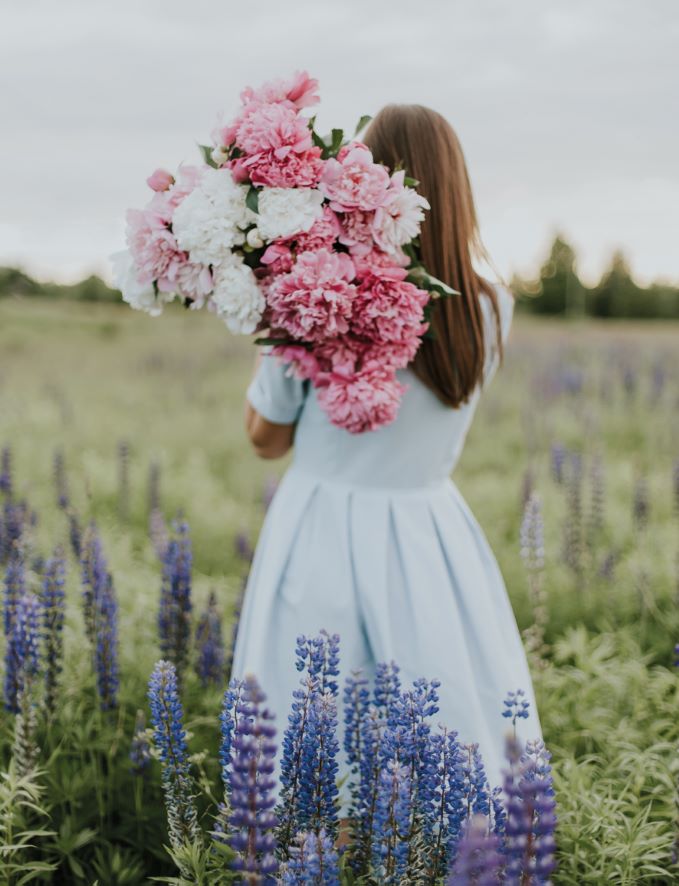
[1,235,678,319]
[512,236,679,319]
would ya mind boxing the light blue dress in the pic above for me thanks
[232,283,543,801]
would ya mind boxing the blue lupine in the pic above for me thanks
[371,759,412,884]
[147,660,200,852]
[674,643,679,668]
[53,449,69,510]
[80,523,109,646]
[218,677,247,805]
[1,500,28,563]
[68,511,82,559]
[0,445,11,496]
[373,660,401,716]
[41,547,66,714]
[343,669,370,773]
[158,521,193,684]
[3,547,24,636]
[489,783,507,840]
[520,494,544,573]
[460,743,492,822]
[502,734,558,884]
[226,675,278,883]
[194,590,225,687]
[95,574,119,711]
[277,632,341,855]
[282,829,340,886]
[549,443,567,485]
[426,726,467,877]
[502,688,530,735]
[446,812,504,885]
[130,709,152,776]
[4,592,41,714]
[235,530,254,564]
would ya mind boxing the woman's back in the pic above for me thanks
[288,283,514,489]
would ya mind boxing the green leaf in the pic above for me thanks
[245,186,259,214]
[354,114,372,136]
[197,143,217,169]
[403,175,420,188]
[311,129,327,153]
[406,265,460,298]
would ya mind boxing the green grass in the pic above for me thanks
[1,297,679,883]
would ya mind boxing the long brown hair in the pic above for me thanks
[363,104,504,408]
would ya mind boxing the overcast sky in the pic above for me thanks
[1,0,677,286]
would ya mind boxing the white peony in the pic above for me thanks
[109,248,174,316]
[256,187,324,241]
[172,167,254,265]
[211,254,265,334]
[372,186,430,254]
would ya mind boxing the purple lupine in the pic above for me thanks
[235,530,254,564]
[0,445,11,496]
[502,734,558,884]
[446,812,504,885]
[276,632,341,856]
[622,365,637,400]
[520,494,544,573]
[68,511,82,559]
[426,726,467,879]
[371,759,412,884]
[147,660,200,853]
[118,439,130,521]
[563,452,583,575]
[550,444,567,486]
[588,452,605,538]
[80,523,109,647]
[460,743,491,822]
[674,643,679,668]
[41,547,66,715]
[343,669,370,784]
[4,591,41,714]
[95,574,119,711]
[502,689,530,735]
[130,709,152,776]
[53,449,69,510]
[633,474,650,529]
[226,675,278,883]
[194,590,225,687]
[0,500,29,564]
[597,549,618,582]
[218,677,248,809]
[3,547,24,636]
[158,521,193,685]
[282,829,340,886]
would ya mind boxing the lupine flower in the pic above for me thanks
[218,677,248,807]
[194,590,225,686]
[281,829,340,886]
[147,660,200,852]
[95,574,119,711]
[460,742,491,821]
[622,365,637,399]
[68,511,82,559]
[563,452,583,574]
[149,507,169,561]
[446,812,503,885]
[42,547,66,715]
[520,494,549,667]
[80,523,109,646]
[597,548,618,582]
[502,688,530,735]
[277,632,341,856]
[3,547,24,636]
[235,530,254,564]
[0,500,29,563]
[371,759,412,884]
[520,493,544,572]
[226,675,279,883]
[633,474,649,529]
[502,734,558,883]
[343,669,370,772]
[550,443,567,485]
[426,726,467,878]
[130,709,152,776]
[118,439,130,521]
[588,451,605,536]
[158,521,193,684]
[0,445,11,496]
[4,592,41,714]
[674,643,679,668]
[53,449,69,510]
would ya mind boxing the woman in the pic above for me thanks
[233,104,543,798]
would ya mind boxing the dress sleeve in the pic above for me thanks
[246,347,308,425]
[482,283,515,385]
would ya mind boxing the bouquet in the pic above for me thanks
[111,71,456,433]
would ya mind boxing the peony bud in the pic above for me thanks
[211,145,230,167]
[146,168,175,192]
[246,228,264,249]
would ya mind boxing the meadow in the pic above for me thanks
[1,297,678,884]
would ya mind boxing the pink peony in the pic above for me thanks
[338,208,375,256]
[271,344,321,382]
[234,102,313,159]
[240,70,320,110]
[372,170,430,254]
[351,269,429,345]
[317,369,405,433]
[149,165,203,221]
[319,143,390,212]
[261,242,295,276]
[293,206,341,252]
[267,248,357,342]
[146,168,175,192]
[242,146,324,188]
[169,257,213,304]
[125,208,185,290]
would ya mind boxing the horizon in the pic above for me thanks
[2,1,677,288]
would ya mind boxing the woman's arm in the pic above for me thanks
[244,349,297,459]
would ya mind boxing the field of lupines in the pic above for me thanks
[1,296,679,884]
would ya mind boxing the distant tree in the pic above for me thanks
[518,235,585,316]
[0,267,43,298]
[588,251,644,318]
